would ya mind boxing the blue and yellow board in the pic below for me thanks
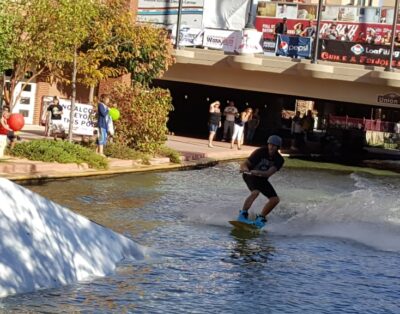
[229,220,261,232]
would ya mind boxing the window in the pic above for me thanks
[20,97,31,105]
[22,84,32,92]
[19,110,29,117]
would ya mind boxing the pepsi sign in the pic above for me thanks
[275,35,312,58]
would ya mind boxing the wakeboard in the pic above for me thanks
[229,220,261,232]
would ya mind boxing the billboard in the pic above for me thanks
[319,40,400,68]
[276,35,312,58]
[137,0,204,28]
[256,16,400,42]
[41,96,95,136]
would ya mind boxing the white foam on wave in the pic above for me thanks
[269,172,400,252]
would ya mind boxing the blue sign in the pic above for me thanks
[276,35,312,58]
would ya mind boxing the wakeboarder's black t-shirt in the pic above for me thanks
[247,147,284,171]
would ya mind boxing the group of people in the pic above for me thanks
[275,17,400,46]
[275,18,317,39]
[290,109,315,150]
[208,101,260,149]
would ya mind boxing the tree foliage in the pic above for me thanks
[115,24,175,85]
[110,83,173,153]
[77,0,175,88]
[0,0,99,109]
[0,0,175,108]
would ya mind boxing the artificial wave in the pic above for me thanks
[0,178,153,298]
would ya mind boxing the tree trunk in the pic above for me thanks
[68,47,78,142]
[89,85,95,104]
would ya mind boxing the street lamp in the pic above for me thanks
[174,0,184,49]
[245,0,255,29]
[385,0,399,72]
[311,0,324,64]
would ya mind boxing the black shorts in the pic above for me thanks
[7,131,15,141]
[243,173,278,198]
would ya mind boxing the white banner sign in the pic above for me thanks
[202,0,249,30]
[169,26,204,46]
[137,0,204,28]
[236,29,263,54]
[203,28,242,52]
[59,100,95,136]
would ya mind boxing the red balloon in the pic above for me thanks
[8,113,25,131]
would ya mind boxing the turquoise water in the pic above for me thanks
[2,163,400,313]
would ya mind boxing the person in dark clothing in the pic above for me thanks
[237,135,285,229]
[275,17,288,56]
[208,101,222,148]
[47,96,65,140]
[275,17,288,37]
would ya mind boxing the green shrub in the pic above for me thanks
[11,140,108,169]
[110,83,173,153]
[104,142,150,164]
[156,145,181,164]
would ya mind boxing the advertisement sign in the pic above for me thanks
[256,17,400,40]
[169,26,204,46]
[203,0,249,30]
[236,29,263,54]
[202,28,242,52]
[377,93,400,105]
[263,38,276,55]
[276,35,312,58]
[319,40,400,68]
[42,96,95,136]
[137,0,204,28]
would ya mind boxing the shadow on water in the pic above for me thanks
[227,229,275,266]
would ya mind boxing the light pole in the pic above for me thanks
[385,0,399,72]
[311,0,324,64]
[174,0,184,49]
[245,0,255,29]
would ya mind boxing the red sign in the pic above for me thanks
[255,17,400,42]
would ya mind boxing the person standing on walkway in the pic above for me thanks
[208,101,222,148]
[302,110,315,141]
[291,110,304,150]
[47,96,65,140]
[0,107,16,149]
[246,108,260,144]
[275,17,288,38]
[97,94,110,156]
[231,108,252,150]
[237,135,284,229]
[222,101,238,141]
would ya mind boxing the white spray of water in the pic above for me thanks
[182,167,400,252]
[269,172,400,252]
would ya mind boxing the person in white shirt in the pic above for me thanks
[222,101,238,141]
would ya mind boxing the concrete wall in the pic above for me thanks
[161,49,400,108]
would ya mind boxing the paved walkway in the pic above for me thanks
[2,125,400,180]
[0,126,258,181]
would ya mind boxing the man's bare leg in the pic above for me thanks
[242,190,260,211]
[261,196,280,217]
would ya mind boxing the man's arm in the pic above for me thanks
[240,159,251,173]
[98,103,108,117]
[251,167,277,178]
[1,118,12,131]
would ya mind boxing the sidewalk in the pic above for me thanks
[3,125,400,181]
[0,126,259,181]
